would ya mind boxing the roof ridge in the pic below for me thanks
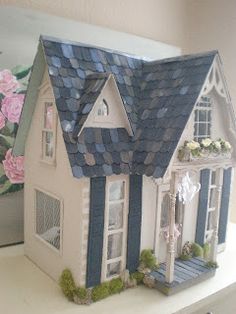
[144,50,218,66]
[86,72,110,80]
[40,34,149,62]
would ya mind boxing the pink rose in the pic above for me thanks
[2,149,24,184]
[1,94,24,123]
[0,70,20,96]
[0,111,5,129]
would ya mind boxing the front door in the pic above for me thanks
[156,186,184,263]
[102,175,128,281]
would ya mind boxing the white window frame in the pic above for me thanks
[34,187,63,255]
[194,96,212,141]
[41,100,57,164]
[205,169,218,242]
[102,175,129,281]
[97,98,109,117]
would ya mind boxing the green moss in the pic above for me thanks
[91,283,110,302]
[74,287,87,300]
[191,243,203,258]
[161,286,170,295]
[205,261,218,269]
[109,278,124,294]
[59,269,76,301]
[140,249,157,269]
[203,243,210,260]
[130,271,144,284]
[179,253,191,261]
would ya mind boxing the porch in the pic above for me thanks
[147,257,216,295]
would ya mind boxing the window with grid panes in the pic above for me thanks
[194,96,212,141]
[42,102,55,160]
[205,170,217,241]
[35,190,61,250]
[105,180,126,279]
[97,99,109,116]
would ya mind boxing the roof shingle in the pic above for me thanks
[40,36,216,179]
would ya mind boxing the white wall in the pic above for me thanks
[0,0,188,47]
[24,71,89,286]
[0,5,180,69]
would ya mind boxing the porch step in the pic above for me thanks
[148,257,216,295]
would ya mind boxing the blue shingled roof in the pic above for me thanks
[25,36,218,179]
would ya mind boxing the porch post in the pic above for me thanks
[165,172,178,284]
[210,168,223,262]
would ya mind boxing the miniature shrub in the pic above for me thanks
[140,249,157,269]
[91,282,110,302]
[192,243,203,258]
[203,242,210,260]
[59,269,76,301]
[179,253,191,261]
[109,278,124,294]
[130,271,144,285]
[74,287,87,300]
[180,242,192,260]
[205,261,218,269]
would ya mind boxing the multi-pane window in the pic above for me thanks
[42,102,55,160]
[194,96,212,141]
[104,180,127,279]
[35,190,61,250]
[97,99,109,116]
[205,170,217,240]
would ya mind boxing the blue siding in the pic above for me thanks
[86,177,106,287]
[195,169,210,246]
[218,168,232,244]
[126,175,143,273]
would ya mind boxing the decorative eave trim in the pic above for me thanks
[165,55,236,178]
[202,55,231,103]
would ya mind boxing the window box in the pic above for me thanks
[178,139,232,162]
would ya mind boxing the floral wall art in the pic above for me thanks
[0,66,31,195]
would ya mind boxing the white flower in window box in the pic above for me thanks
[178,140,201,161]
[213,140,221,151]
[201,138,212,148]
[186,140,200,151]
[221,140,231,152]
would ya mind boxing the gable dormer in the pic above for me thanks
[192,55,236,144]
[173,54,236,165]
[77,74,133,137]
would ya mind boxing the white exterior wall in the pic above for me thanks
[24,73,90,286]
[140,176,157,251]
[171,89,234,247]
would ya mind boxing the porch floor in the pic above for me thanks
[148,257,216,295]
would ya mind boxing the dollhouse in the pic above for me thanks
[13,35,236,295]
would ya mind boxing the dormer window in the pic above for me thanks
[42,101,56,162]
[97,99,109,116]
[194,96,212,141]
